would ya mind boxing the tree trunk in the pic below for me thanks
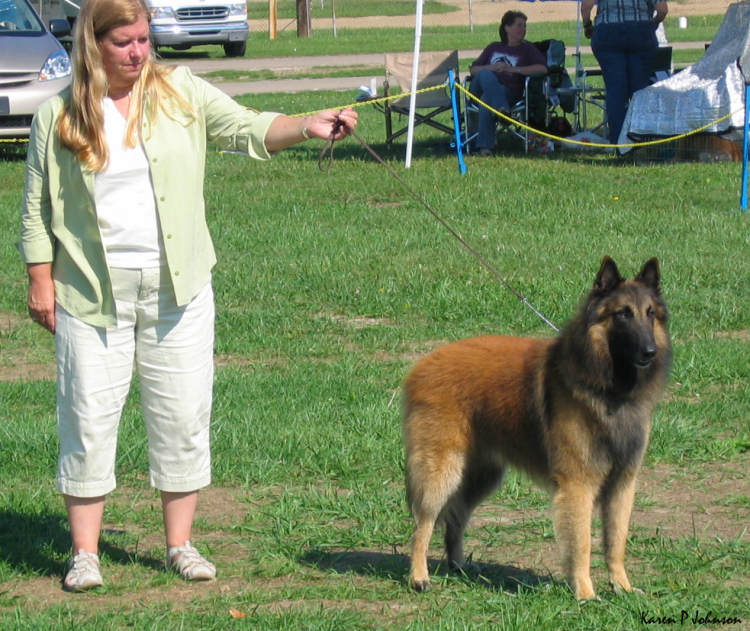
[296,0,311,37]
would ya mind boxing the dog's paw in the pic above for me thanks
[611,581,644,596]
[410,578,432,593]
[578,594,602,604]
[572,577,597,601]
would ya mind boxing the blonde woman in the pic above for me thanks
[20,0,357,592]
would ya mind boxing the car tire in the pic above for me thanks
[223,40,246,57]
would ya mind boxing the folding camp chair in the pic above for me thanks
[382,50,460,146]
[650,46,673,83]
[523,39,575,134]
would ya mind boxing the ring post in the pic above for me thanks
[741,83,749,211]
[449,70,468,174]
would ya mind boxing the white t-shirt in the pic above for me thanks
[95,97,164,268]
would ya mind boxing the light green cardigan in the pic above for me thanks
[20,65,280,327]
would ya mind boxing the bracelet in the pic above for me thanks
[301,126,310,140]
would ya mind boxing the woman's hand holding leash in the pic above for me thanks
[313,109,359,171]
[265,108,357,152]
[303,108,358,142]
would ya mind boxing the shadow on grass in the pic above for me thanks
[0,511,162,578]
[276,137,475,168]
[277,134,629,169]
[299,548,555,594]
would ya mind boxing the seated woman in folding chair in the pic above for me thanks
[469,10,547,156]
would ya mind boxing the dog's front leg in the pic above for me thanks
[601,472,639,594]
[553,482,596,600]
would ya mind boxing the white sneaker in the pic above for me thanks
[166,541,216,581]
[63,549,103,592]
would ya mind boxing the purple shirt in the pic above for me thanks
[471,41,547,97]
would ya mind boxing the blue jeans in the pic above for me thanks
[591,21,658,143]
[469,69,516,149]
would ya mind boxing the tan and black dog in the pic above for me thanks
[403,257,671,600]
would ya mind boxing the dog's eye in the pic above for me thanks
[615,307,633,320]
[646,306,655,318]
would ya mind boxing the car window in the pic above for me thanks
[0,0,44,34]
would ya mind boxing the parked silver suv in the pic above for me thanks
[148,0,249,57]
[63,0,249,58]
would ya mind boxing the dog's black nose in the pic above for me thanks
[635,344,657,367]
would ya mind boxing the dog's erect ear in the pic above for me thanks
[635,257,661,293]
[593,256,623,294]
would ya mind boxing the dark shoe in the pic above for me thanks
[477,147,493,157]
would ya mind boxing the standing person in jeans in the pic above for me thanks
[20,0,357,592]
[582,0,668,145]
[469,10,547,156]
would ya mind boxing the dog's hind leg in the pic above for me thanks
[406,448,465,592]
[443,459,506,571]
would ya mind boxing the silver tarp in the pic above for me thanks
[618,0,750,150]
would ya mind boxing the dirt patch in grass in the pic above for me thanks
[0,310,55,381]
[254,596,419,617]
[715,329,750,342]
[214,353,288,369]
[0,310,25,335]
[327,314,397,329]
[370,201,409,210]
[3,453,746,614]
[0,361,55,382]
[635,457,749,542]
[214,336,452,371]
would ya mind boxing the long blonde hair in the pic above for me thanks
[57,0,193,171]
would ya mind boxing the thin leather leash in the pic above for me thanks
[319,117,559,333]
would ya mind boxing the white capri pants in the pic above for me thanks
[55,266,214,497]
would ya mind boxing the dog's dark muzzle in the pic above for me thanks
[634,343,657,368]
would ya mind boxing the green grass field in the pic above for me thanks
[247,0,459,20]
[1,76,748,631]
[156,9,723,64]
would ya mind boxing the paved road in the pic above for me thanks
[198,75,388,97]
[162,51,480,96]
[165,41,708,96]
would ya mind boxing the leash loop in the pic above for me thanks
[318,115,346,172]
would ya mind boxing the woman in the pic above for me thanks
[19,0,357,592]
[468,10,547,155]
[582,0,668,145]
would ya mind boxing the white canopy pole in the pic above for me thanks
[404,0,424,169]
[575,0,582,82]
